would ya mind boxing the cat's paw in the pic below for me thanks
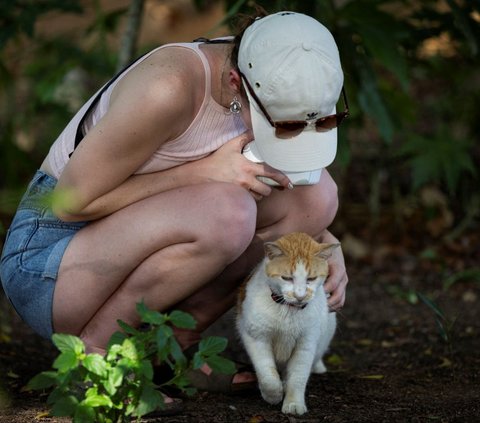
[282,399,308,415]
[312,359,327,374]
[259,380,283,405]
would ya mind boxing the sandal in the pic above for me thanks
[184,362,257,393]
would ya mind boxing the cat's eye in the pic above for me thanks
[281,276,293,281]
[307,277,317,282]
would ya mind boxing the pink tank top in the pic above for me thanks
[45,42,247,178]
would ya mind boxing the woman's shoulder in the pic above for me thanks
[135,44,205,91]
[115,45,203,97]
[109,44,205,132]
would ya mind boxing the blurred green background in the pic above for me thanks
[1,1,479,413]
[0,0,479,245]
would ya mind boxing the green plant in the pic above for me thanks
[443,267,480,291]
[398,129,477,195]
[27,302,234,423]
[417,292,457,359]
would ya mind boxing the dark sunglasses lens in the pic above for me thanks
[315,115,338,131]
[275,122,306,139]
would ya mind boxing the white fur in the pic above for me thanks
[237,259,336,416]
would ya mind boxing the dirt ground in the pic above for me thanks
[0,207,479,423]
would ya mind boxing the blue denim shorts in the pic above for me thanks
[0,171,88,339]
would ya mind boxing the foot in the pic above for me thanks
[185,361,257,393]
[311,359,327,374]
[198,362,256,385]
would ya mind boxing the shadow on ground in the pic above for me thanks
[1,218,479,423]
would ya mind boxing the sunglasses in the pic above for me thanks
[239,71,349,139]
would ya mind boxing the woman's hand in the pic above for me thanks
[322,230,349,311]
[201,131,292,201]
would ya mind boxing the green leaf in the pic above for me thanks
[73,403,96,423]
[443,268,480,290]
[110,366,124,387]
[168,337,187,366]
[445,0,479,56]
[140,359,154,379]
[169,310,197,329]
[198,336,228,356]
[156,325,173,353]
[52,333,85,355]
[107,331,127,350]
[120,338,138,362]
[342,1,410,90]
[106,344,122,363]
[53,350,79,373]
[357,61,395,143]
[136,301,166,325]
[83,393,113,408]
[132,385,164,417]
[83,387,113,409]
[398,130,476,194]
[417,292,446,321]
[51,394,79,417]
[191,351,204,370]
[27,371,58,390]
[205,355,236,375]
[116,319,140,336]
[83,354,108,378]
[47,386,68,406]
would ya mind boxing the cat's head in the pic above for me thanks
[264,232,339,308]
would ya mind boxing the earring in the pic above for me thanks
[229,96,242,114]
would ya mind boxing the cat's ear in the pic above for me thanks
[264,242,284,260]
[315,243,341,259]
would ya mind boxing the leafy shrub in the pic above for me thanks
[27,302,234,423]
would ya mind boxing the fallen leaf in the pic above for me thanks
[34,411,50,420]
[248,415,267,423]
[462,290,477,303]
[358,374,384,380]
[326,354,344,366]
[439,357,452,368]
[357,338,373,347]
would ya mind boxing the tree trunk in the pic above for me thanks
[116,0,145,72]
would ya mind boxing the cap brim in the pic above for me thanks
[245,86,337,172]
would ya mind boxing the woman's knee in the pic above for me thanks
[306,173,339,235]
[203,183,257,259]
[317,172,339,228]
[263,172,339,239]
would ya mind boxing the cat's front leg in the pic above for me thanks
[281,342,316,415]
[241,332,283,404]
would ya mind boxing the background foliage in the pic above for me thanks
[1,0,479,237]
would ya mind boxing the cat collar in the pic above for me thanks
[271,291,307,310]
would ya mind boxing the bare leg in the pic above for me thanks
[52,183,257,353]
[53,170,337,355]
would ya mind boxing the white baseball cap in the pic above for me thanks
[238,11,345,172]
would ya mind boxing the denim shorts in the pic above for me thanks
[0,171,88,339]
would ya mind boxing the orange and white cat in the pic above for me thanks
[236,232,338,415]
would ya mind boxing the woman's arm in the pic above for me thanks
[52,47,292,222]
[53,48,200,221]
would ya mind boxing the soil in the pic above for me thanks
[0,209,479,423]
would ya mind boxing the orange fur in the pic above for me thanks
[265,232,331,280]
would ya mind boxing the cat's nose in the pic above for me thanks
[294,292,307,301]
